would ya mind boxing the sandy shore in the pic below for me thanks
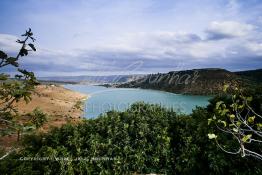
[0,84,88,147]
[16,84,88,129]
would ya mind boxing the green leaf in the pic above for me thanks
[233,128,238,132]
[6,57,18,62]
[0,50,7,59]
[218,120,227,127]
[246,96,253,102]
[257,123,262,130]
[6,57,19,67]
[223,84,229,92]
[208,118,212,125]
[238,104,245,109]
[236,121,241,127]
[221,108,229,116]
[230,103,238,111]
[247,116,255,124]
[124,123,129,129]
[208,133,217,139]
[19,48,28,56]
[28,43,36,51]
[229,114,235,120]
[242,134,252,143]
[216,101,224,110]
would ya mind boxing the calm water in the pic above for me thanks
[64,85,211,118]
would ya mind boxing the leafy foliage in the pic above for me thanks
[1,102,261,174]
[208,85,262,160]
[0,29,39,139]
[26,107,48,129]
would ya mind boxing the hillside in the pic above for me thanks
[235,69,262,83]
[0,85,87,147]
[116,68,261,95]
[14,85,87,122]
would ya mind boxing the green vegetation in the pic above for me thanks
[208,85,262,160]
[235,69,262,84]
[0,29,38,140]
[0,98,261,174]
[117,68,262,95]
[27,107,48,129]
[73,100,84,111]
[11,107,48,142]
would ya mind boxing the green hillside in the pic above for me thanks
[117,68,261,95]
[235,69,262,83]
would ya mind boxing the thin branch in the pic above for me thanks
[216,123,232,134]
[235,112,262,137]
[0,148,19,160]
[246,103,262,119]
[244,148,262,160]
[250,139,262,143]
[0,62,11,68]
[0,59,4,67]
[215,139,241,155]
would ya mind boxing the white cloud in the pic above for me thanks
[206,21,254,40]
[0,34,20,53]
[0,22,261,76]
[245,42,262,56]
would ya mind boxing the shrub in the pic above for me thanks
[0,102,261,174]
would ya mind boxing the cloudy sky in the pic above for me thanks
[0,0,262,76]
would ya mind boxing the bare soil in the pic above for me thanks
[0,84,88,148]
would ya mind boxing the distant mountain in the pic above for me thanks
[116,68,262,95]
[38,74,145,84]
[234,69,262,83]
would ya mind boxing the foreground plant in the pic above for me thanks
[208,85,262,160]
[0,102,261,174]
[0,28,38,143]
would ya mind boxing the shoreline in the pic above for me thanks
[0,84,88,148]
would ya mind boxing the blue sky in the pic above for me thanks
[0,0,262,76]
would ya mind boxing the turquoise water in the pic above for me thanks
[64,85,211,118]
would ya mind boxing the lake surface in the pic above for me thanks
[64,85,211,118]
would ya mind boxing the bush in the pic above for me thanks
[0,102,261,175]
[27,107,48,129]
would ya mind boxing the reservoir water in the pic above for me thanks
[64,85,211,118]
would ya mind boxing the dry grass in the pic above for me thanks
[0,84,88,148]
